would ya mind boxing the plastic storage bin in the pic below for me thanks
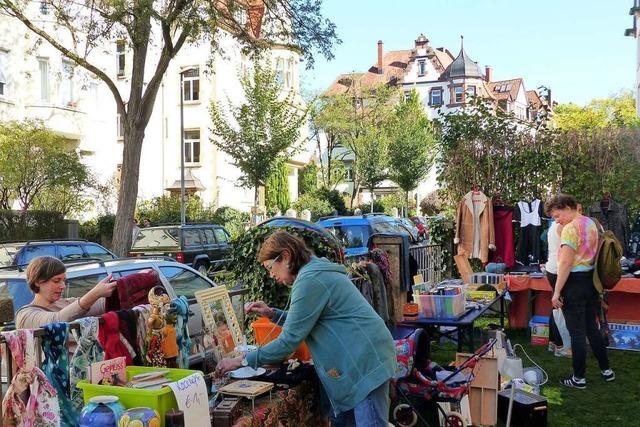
[251,317,312,361]
[418,292,466,319]
[76,366,200,427]
[529,315,550,346]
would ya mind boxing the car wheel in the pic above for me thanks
[196,262,209,276]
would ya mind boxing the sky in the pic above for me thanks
[302,0,636,106]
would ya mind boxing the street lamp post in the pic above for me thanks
[179,67,197,225]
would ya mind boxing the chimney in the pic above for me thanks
[377,40,384,74]
[485,66,493,82]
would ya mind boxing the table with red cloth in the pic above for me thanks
[506,275,640,328]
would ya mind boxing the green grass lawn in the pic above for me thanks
[428,326,640,426]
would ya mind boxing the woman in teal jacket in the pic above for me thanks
[215,230,396,426]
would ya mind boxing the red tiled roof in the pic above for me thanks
[487,78,524,101]
[433,48,454,70]
[526,90,543,109]
[324,49,411,95]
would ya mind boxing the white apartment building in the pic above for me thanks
[625,0,640,116]
[321,34,550,208]
[0,5,309,217]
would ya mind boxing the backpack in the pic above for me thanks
[593,230,623,293]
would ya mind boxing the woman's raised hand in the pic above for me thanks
[244,301,274,318]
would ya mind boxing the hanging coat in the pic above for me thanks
[454,191,496,263]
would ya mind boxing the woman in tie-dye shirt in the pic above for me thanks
[546,194,613,390]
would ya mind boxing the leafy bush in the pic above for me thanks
[136,195,215,225]
[0,210,66,241]
[265,160,290,213]
[425,215,454,278]
[354,200,384,214]
[210,206,250,240]
[228,225,342,327]
[380,191,416,216]
[291,193,334,221]
[315,187,348,215]
[79,218,100,243]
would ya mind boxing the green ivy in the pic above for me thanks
[265,160,290,213]
[227,225,342,329]
[298,163,318,195]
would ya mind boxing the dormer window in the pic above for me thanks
[418,60,426,76]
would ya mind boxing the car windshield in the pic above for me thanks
[372,221,410,236]
[132,228,180,249]
[0,244,20,267]
[326,225,369,249]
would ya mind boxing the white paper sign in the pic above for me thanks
[167,372,209,426]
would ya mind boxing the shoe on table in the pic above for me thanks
[602,369,615,382]
[560,375,586,389]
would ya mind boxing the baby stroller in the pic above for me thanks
[391,328,497,427]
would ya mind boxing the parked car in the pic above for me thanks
[0,239,117,269]
[130,223,231,275]
[257,217,344,262]
[317,213,416,257]
[396,217,422,242]
[0,257,220,366]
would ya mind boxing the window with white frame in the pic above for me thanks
[0,51,7,98]
[430,88,442,106]
[465,85,476,100]
[116,40,125,77]
[453,86,464,103]
[61,59,74,106]
[404,90,411,101]
[285,58,293,88]
[418,60,426,76]
[182,68,199,102]
[275,58,284,86]
[345,167,354,182]
[38,58,50,102]
[116,114,124,140]
[184,129,200,163]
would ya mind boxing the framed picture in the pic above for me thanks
[195,287,244,361]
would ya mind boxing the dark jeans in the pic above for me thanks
[560,271,610,378]
[546,272,562,346]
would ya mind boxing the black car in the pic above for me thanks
[130,223,231,275]
[0,239,117,268]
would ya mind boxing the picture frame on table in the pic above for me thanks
[195,287,244,361]
[607,323,640,352]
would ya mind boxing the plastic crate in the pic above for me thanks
[76,366,201,427]
[418,292,466,319]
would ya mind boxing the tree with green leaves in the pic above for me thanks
[210,60,306,213]
[354,127,389,212]
[0,120,92,212]
[298,162,318,195]
[436,97,556,205]
[553,90,640,130]
[265,159,290,213]
[0,0,338,255]
[388,90,436,216]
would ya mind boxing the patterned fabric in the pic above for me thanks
[172,296,192,369]
[98,311,134,365]
[1,329,60,427]
[561,215,599,272]
[133,305,152,360]
[43,322,77,427]
[70,317,104,412]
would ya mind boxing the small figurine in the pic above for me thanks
[145,286,171,367]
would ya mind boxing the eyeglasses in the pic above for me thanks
[265,254,281,271]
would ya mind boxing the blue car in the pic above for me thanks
[317,214,415,257]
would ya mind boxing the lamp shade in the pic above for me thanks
[499,356,524,379]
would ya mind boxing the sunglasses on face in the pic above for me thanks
[265,254,281,271]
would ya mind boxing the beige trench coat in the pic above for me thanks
[454,191,496,263]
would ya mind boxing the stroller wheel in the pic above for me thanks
[392,403,418,427]
[443,411,466,427]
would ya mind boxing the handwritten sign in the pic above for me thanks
[167,372,209,426]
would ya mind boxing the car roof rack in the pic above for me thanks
[0,238,88,245]
[318,215,339,222]
[152,222,220,227]
[362,212,389,218]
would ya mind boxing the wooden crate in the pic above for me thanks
[456,353,498,426]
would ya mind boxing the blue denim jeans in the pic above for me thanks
[330,380,390,427]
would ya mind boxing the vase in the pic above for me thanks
[118,407,161,427]
[79,396,125,427]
